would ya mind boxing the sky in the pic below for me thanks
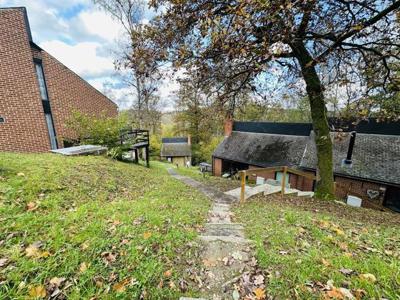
[0,0,179,110]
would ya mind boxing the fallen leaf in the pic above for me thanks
[321,258,331,267]
[325,288,344,299]
[143,232,152,239]
[339,268,354,276]
[17,172,25,177]
[26,202,38,211]
[359,273,376,283]
[25,243,49,259]
[333,228,345,236]
[384,250,393,256]
[79,262,88,273]
[28,285,46,298]
[49,277,65,287]
[169,281,176,289]
[25,244,40,257]
[113,278,131,293]
[254,287,266,299]
[339,287,355,299]
[163,270,172,278]
[0,258,8,267]
[354,289,366,300]
[81,241,90,250]
[101,252,116,265]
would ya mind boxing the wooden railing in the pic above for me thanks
[239,166,318,203]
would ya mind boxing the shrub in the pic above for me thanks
[66,112,130,159]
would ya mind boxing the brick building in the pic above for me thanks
[0,7,118,153]
[213,119,400,212]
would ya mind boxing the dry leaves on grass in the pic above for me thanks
[359,273,376,283]
[25,242,50,259]
[112,278,132,293]
[143,232,152,239]
[26,202,39,211]
[79,262,88,273]
[0,258,9,268]
[253,287,266,299]
[28,285,46,298]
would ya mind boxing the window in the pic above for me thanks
[34,60,58,150]
[35,63,48,100]
[45,114,57,150]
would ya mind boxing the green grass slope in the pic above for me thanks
[178,165,400,299]
[0,153,210,299]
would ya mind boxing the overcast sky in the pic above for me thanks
[1,0,179,110]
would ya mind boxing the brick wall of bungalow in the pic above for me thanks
[0,8,118,153]
[213,156,392,208]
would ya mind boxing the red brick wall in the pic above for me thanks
[248,165,275,182]
[41,51,118,145]
[213,157,222,176]
[0,8,118,152]
[0,8,51,152]
[334,176,386,208]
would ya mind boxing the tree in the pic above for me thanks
[138,0,400,198]
[95,0,164,129]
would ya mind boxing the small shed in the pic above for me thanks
[161,137,192,167]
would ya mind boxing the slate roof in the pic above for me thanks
[300,133,400,185]
[162,137,188,143]
[161,143,191,157]
[214,129,400,185]
[213,132,310,168]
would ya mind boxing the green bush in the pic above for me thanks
[66,112,130,159]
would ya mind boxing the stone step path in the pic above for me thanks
[167,169,252,299]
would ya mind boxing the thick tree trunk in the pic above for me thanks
[291,42,335,199]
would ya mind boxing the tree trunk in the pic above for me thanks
[291,42,335,199]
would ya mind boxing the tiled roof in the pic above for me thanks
[161,143,191,157]
[213,130,400,185]
[213,132,310,168]
[300,132,400,185]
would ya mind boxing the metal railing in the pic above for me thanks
[238,166,318,203]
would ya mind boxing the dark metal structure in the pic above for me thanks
[120,129,150,167]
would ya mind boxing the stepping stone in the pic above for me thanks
[297,191,314,198]
[284,188,300,195]
[203,226,244,237]
[200,235,251,244]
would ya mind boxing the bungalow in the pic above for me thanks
[160,137,192,167]
[213,119,400,212]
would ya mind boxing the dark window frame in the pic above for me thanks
[33,58,58,149]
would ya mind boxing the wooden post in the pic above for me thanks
[240,171,246,203]
[134,149,139,164]
[145,146,150,168]
[281,166,287,196]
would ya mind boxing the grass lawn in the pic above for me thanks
[179,168,400,299]
[0,153,210,299]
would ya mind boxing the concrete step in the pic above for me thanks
[200,235,252,244]
[284,188,300,195]
[205,223,243,229]
[264,185,282,195]
[297,191,314,198]
[203,224,244,238]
